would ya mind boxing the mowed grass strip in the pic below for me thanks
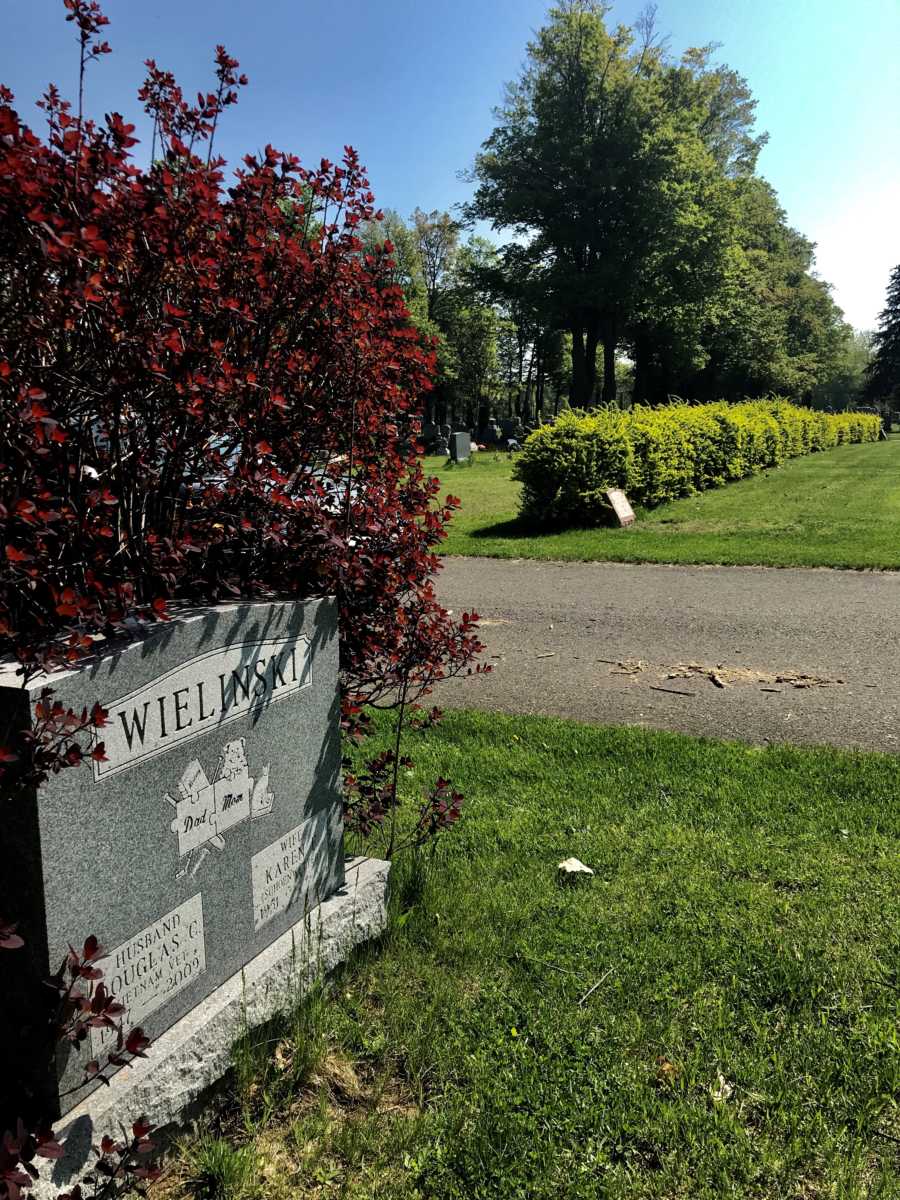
[167,711,900,1199]
[430,435,900,568]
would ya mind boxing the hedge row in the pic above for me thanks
[514,400,881,525]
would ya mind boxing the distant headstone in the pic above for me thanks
[1,598,346,1118]
[500,417,524,442]
[449,431,471,462]
[479,421,502,446]
[605,488,636,527]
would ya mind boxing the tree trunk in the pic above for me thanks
[600,316,617,406]
[569,316,588,407]
[654,360,674,406]
[632,332,650,405]
[585,314,600,406]
[535,340,545,421]
[523,353,535,423]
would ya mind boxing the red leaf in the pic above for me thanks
[125,1028,151,1056]
[35,1139,65,1160]
[0,920,24,949]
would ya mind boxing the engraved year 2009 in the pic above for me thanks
[162,953,202,995]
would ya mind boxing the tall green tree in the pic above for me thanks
[463,240,566,420]
[811,329,872,410]
[864,264,900,407]
[683,177,855,403]
[440,236,504,428]
[410,208,461,323]
[468,1,738,406]
[362,212,504,429]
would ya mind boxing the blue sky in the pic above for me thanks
[4,0,899,329]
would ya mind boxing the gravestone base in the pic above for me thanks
[31,856,389,1200]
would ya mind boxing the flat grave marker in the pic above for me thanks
[605,488,636,527]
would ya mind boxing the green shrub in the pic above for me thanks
[514,400,881,526]
[515,409,636,526]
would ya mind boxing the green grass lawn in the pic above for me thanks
[430,435,900,568]
[167,710,900,1199]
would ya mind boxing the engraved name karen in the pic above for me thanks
[93,636,311,779]
[251,819,310,932]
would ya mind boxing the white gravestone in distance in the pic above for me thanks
[605,488,636,527]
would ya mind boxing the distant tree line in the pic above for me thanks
[864,263,900,410]
[367,2,887,434]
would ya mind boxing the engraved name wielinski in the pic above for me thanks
[94,635,311,779]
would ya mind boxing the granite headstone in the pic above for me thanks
[500,417,524,442]
[449,432,471,462]
[478,421,501,446]
[0,597,344,1117]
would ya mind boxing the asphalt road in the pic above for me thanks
[435,557,900,753]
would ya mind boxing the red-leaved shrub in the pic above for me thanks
[0,4,482,722]
[0,3,484,1192]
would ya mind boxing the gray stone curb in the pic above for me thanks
[33,856,390,1197]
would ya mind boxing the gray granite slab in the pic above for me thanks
[0,598,345,1118]
[28,857,390,1199]
[449,431,471,462]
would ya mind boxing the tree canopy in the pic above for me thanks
[464,0,862,411]
[864,264,900,407]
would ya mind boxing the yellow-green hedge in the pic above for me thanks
[514,400,881,525]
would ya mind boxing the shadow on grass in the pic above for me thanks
[468,516,536,539]
[469,515,626,539]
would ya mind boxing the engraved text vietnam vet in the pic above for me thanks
[90,894,206,1054]
[93,636,311,780]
